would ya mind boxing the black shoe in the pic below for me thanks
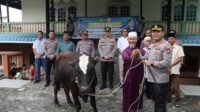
[34,80,40,84]
[44,83,49,87]
[110,85,113,89]
[99,84,107,90]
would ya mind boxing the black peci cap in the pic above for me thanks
[168,30,176,38]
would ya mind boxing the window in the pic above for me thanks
[68,6,76,17]
[186,5,196,21]
[107,0,130,16]
[174,5,182,21]
[161,0,198,21]
[120,6,129,16]
[111,0,127,2]
[49,7,55,22]
[162,5,168,21]
[186,0,198,2]
[58,8,66,21]
[108,6,118,17]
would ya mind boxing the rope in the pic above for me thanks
[86,59,143,98]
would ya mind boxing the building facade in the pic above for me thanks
[0,0,200,81]
[21,0,200,22]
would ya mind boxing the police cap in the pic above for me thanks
[151,25,164,31]
[104,26,111,32]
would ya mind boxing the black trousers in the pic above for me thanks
[45,57,55,84]
[149,82,169,112]
[100,61,114,86]
[145,78,151,99]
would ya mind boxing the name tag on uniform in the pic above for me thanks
[155,47,160,50]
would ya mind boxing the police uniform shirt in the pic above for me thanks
[98,37,117,61]
[76,39,95,57]
[145,39,172,83]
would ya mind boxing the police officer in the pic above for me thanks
[76,30,95,57]
[143,25,172,112]
[98,26,117,90]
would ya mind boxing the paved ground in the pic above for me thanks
[0,62,200,112]
[0,78,200,112]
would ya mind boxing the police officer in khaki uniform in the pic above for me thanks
[98,26,117,90]
[143,25,172,112]
[76,30,95,57]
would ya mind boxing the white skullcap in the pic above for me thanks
[128,32,138,38]
[144,36,151,41]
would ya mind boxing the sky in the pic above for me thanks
[1,5,22,22]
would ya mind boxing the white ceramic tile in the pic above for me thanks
[180,85,200,96]
[0,79,30,89]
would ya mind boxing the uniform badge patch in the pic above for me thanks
[165,48,170,54]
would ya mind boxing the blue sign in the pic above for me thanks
[72,16,139,39]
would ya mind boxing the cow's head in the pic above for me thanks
[75,54,97,96]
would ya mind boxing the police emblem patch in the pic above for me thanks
[165,48,170,54]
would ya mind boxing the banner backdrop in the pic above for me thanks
[72,16,139,39]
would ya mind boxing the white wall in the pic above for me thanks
[22,0,86,22]
[22,0,46,22]
[21,0,162,22]
[131,0,140,16]
[87,0,139,17]
[87,0,108,17]
[143,0,161,21]
[76,0,85,17]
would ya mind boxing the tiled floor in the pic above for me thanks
[180,85,200,96]
[0,79,30,88]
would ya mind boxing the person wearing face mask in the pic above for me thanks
[121,32,145,112]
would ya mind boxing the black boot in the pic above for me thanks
[99,82,107,90]
[109,80,113,89]
[109,82,113,89]
[44,82,50,87]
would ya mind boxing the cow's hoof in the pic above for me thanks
[54,101,61,107]
[55,103,61,107]
[68,102,75,107]
[93,109,98,112]
[75,106,81,112]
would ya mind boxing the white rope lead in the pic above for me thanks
[86,58,145,112]
[87,59,143,97]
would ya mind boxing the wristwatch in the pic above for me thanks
[150,61,154,66]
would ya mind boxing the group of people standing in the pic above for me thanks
[32,24,184,112]
[119,25,184,112]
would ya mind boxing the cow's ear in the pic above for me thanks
[74,62,81,73]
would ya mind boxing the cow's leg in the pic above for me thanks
[71,84,81,112]
[90,90,97,112]
[64,88,74,107]
[54,80,61,107]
